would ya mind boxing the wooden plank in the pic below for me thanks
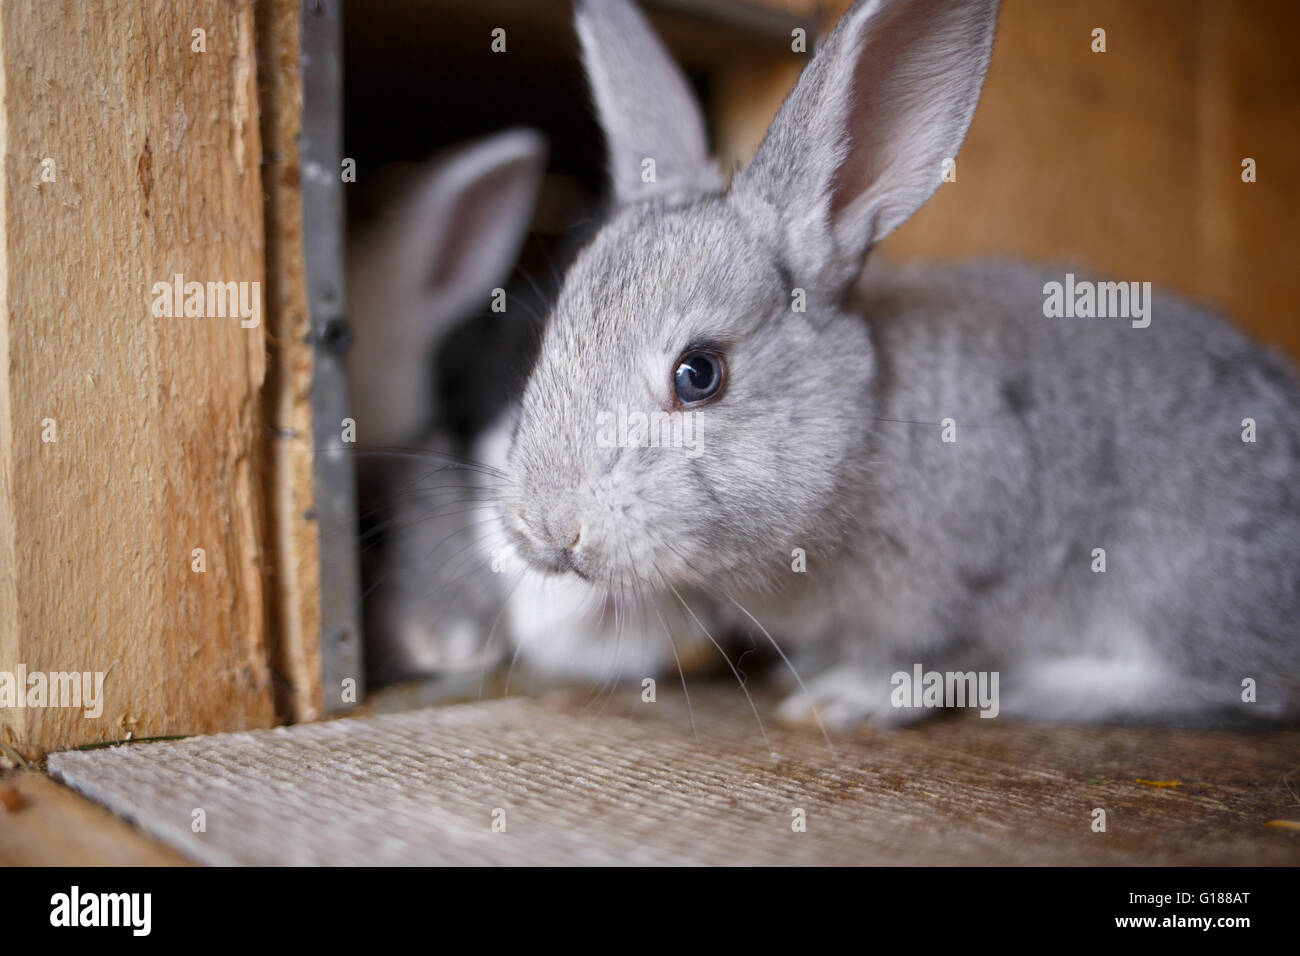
[0,770,190,866]
[609,689,1300,865]
[712,58,802,176]
[39,688,1300,865]
[255,0,324,723]
[0,0,278,754]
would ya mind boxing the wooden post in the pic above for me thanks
[0,0,279,754]
[255,0,324,724]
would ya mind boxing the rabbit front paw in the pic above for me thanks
[776,665,932,732]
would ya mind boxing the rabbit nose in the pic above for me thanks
[542,514,583,552]
[526,521,586,577]
[511,510,584,565]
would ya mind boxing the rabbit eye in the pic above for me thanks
[673,349,725,406]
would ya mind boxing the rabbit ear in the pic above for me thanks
[347,129,546,448]
[575,0,721,204]
[401,128,548,321]
[733,0,999,293]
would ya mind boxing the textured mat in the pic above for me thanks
[47,689,1300,865]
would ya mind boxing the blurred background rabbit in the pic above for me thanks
[346,130,547,682]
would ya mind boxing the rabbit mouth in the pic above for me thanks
[516,542,587,580]
[546,550,593,582]
[502,506,606,581]
[504,522,594,581]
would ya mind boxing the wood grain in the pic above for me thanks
[37,688,1300,865]
[255,0,324,723]
[0,0,278,753]
[0,770,189,866]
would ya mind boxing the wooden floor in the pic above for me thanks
[0,771,191,865]
[4,685,1299,865]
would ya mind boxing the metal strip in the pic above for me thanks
[301,0,363,711]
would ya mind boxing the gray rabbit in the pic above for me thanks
[491,0,1300,729]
